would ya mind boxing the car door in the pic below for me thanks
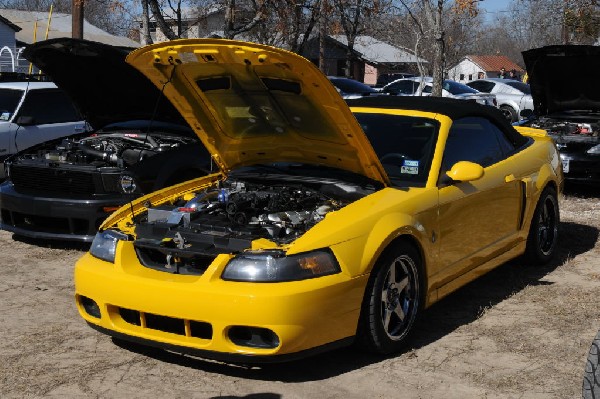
[435,116,523,281]
[9,88,86,154]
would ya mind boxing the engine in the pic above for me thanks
[139,179,345,244]
[529,117,599,137]
[24,132,194,167]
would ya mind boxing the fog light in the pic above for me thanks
[228,326,279,349]
[80,295,101,318]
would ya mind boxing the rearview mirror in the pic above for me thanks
[446,161,484,182]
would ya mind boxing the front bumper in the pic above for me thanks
[0,181,134,242]
[560,153,600,184]
[74,242,367,362]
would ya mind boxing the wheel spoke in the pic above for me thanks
[383,307,392,332]
[393,303,406,323]
[381,287,388,303]
[388,263,397,284]
[396,275,409,293]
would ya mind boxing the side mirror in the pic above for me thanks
[446,161,484,182]
[15,116,34,126]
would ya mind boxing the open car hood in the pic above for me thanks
[23,38,188,130]
[522,45,600,115]
[125,39,388,184]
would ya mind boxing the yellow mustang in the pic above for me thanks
[74,39,562,362]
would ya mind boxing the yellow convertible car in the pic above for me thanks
[74,39,562,362]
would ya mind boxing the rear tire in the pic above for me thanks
[525,186,559,264]
[500,105,518,123]
[357,242,423,354]
[583,329,600,399]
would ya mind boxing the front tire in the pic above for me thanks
[357,242,423,354]
[583,329,600,399]
[525,186,559,264]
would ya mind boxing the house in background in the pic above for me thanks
[0,9,139,74]
[0,14,22,73]
[301,35,427,84]
[448,55,525,83]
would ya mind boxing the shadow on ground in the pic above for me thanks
[111,219,599,382]
[11,233,90,251]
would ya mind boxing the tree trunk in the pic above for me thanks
[430,0,445,97]
[72,0,84,39]
[141,0,153,45]
[319,0,326,73]
[148,0,178,40]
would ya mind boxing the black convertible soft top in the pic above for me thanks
[347,96,528,147]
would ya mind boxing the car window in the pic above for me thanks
[422,85,432,94]
[385,80,418,94]
[504,81,531,94]
[0,88,24,121]
[467,81,495,93]
[353,112,439,187]
[444,80,479,95]
[330,78,377,94]
[441,117,511,174]
[16,89,80,125]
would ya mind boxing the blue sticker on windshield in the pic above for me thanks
[401,160,419,175]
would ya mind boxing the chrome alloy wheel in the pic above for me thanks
[380,255,419,341]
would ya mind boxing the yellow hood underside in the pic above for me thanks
[126,39,388,185]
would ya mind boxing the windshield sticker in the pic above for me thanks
[401,160,419,175]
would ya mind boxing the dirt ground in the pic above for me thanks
[1,185,599,399]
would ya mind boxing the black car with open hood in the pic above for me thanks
[0,38,212,242]
[522,45,600,184]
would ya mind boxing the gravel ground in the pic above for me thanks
[0,185,598,399]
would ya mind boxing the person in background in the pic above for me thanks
[498,67,507,78]
[508,69,520,80]
[478,71,485,79]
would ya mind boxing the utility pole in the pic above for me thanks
[72,0,84,39]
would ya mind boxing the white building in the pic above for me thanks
[448,55,525,83]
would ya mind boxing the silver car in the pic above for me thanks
[467,78,533,122]
[382,77,497,108]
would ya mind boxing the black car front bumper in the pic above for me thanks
[0,181,134,242]
[560,152,600,184]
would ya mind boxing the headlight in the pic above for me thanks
[587,144,600,155]
[222,249,340,282]
[90,229,128,263]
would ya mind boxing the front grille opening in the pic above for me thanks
[228,326,279,349]
[6,210,89,235]
[116,306,213,340]
[145,313,186,335]
[11,165,97,195]
[134,246,215,276]
[119,308,141,326]
[190,321,212,339]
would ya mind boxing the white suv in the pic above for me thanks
[0,81,86,176]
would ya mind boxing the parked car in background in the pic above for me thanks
[328,76,383,99]
[374,72,416,88]
[74,39,561,363]
[0,38,210,242]
[466,78,533,122]
[0,81,86,177]
[520,45,600,185]
[381,77,497,108]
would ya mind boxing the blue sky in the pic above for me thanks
[478,0,511,22]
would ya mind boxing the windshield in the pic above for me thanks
[353,113,440,187]
[443,80,479,95]
[0,88,24,121]
[504,81,531,94]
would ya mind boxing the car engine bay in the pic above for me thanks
[132,176,370,275]
[15,131,196,168]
